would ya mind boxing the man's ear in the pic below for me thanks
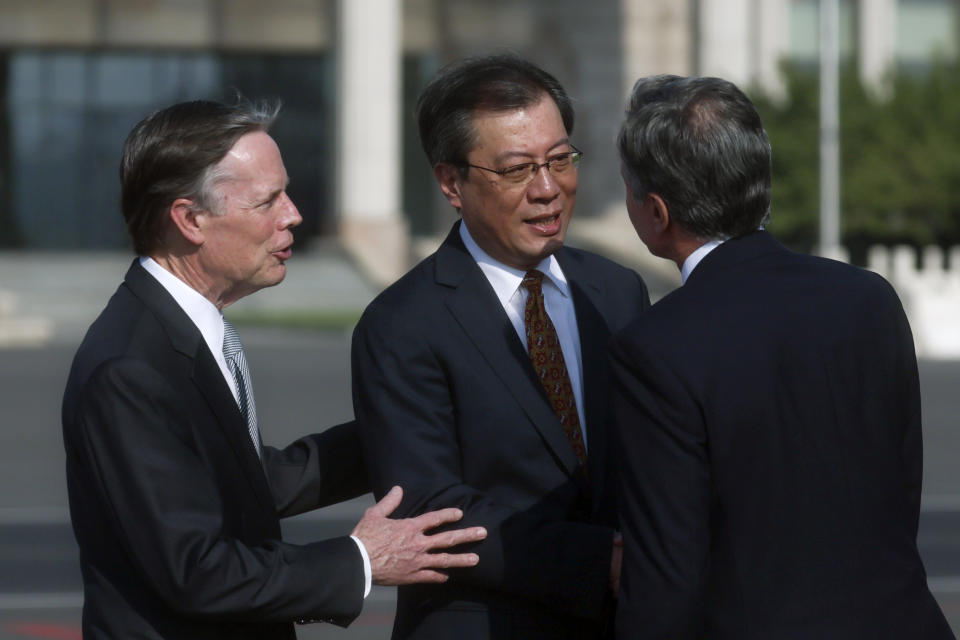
[647,193,671,234]
[168,198,206,247]
[434,163,464,210]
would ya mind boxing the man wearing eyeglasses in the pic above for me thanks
[351,54,650,639]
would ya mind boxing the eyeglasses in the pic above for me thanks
[462,146,583,186]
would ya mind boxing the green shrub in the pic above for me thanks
[751,61,960,263]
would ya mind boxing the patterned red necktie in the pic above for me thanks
[522,270,588,470]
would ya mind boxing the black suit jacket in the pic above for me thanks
[352,222,650,639]
[611,231,953,639]
[62,260,369,639]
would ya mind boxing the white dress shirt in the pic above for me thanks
[139,257,372,597]
[681,239,725,284]
[140,257,240,402]
[459,223,588,448]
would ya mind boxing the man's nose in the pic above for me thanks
[279,193,302,228]
[526,164,561,200]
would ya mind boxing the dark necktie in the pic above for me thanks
[222,319,262,458]
[522,270,587,470]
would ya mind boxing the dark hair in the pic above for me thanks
[120,99,280,255]
[617,75,771,240]
[415,54,574,170]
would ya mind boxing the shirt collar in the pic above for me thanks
[681,239,725,284]
[458,221,570,306]
[140,256,227,351]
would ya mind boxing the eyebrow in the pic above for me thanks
[492,138,572,164]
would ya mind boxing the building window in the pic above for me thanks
[788,0,857,64]
[896,0,957,64]
[2,50,332,249]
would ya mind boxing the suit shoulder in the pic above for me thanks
[561,245,636,276]
[800,252,902,305]
[371,252,438,302]
[66,284,183,398]
[78,284,175,358]
[355,254,440,328]
[560,245,648,294]
[64,296,181,428]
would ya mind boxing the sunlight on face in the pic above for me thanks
[451,95,577,271]
[199,131,302,307]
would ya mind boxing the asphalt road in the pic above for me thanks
[1,327,958,639]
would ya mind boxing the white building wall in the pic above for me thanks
[869,245,960,359]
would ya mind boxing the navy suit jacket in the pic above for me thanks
[352,222,650,639]
[611,231,953,639]
[62,260,369,639]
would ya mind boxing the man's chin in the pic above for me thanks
[515,239,565,270]
[537,234,566,257]
[260,264,288,289]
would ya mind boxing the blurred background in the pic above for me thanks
[0,0,957,638]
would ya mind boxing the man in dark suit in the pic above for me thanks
[351,55,650,639]
[62,99,487,639]
[611,75,954,639]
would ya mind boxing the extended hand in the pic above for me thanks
[610,531,623,597]
[351,486,488,585]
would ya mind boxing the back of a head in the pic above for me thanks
[120,99,279,255]
[415,53,574,169]
[618,75,771,240]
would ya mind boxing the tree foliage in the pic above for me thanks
[751,62,960,261]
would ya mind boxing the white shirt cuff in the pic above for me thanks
[349,535,372,598]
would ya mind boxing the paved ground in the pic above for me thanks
[0,246,957,638]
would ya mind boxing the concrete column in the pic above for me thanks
[697,0,789,96]
[621,0,693,98]
[697,0,751,87]
[753,0,789,99]
[337,0,408,287]
[820,0,842,259]
[858,0,897,98]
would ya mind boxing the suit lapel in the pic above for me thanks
[123,260,276,512]
[556,252,612,484]
[435,224,580,476]
[190,347,275,511]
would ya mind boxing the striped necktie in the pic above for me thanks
[222,319,262,458]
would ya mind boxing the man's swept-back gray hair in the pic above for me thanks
[618,75,771,240]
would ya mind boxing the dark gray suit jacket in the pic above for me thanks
[62,260,369,639]
[611,231,954,639]
[352,222,650,639]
